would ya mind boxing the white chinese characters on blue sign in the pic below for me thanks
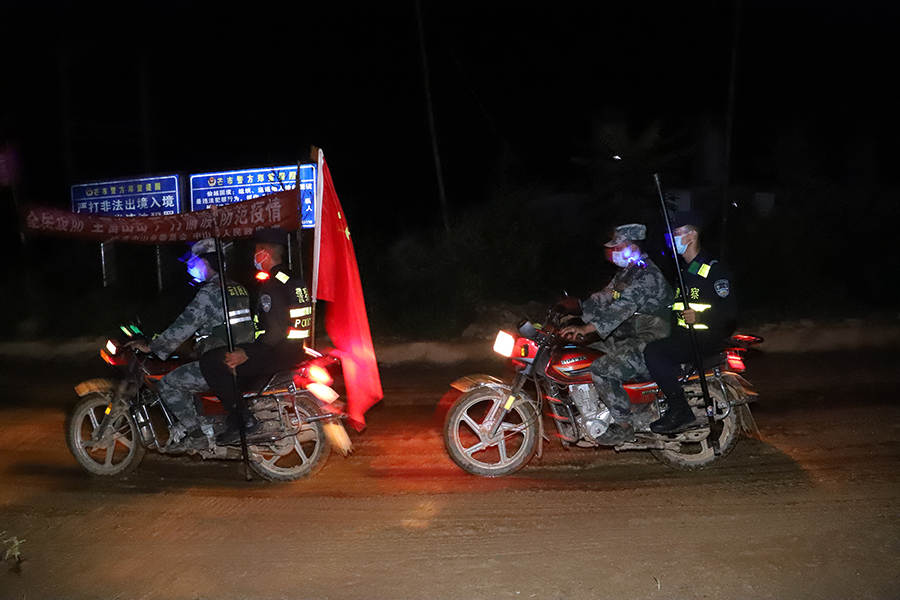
[71,175,182,216]
[189,164,316,228]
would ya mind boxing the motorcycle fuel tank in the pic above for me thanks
[546,345,601,384]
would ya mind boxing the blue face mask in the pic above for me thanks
[611,245,645,268]
[673,235,688,255]
[186,256,209,284]
[611,249,632,268]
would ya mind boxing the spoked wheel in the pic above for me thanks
[651,386,741,471]
[443,386,538,477]
[66,392,146,476]
[248,396,331,482]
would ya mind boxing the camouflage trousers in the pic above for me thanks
[157,361,208,430]
[589,337,652,424]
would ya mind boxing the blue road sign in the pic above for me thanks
[189,164,317,228]
[72,175,182,216]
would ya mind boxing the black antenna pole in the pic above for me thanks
[214,237,253,477]
[652,173,721,455]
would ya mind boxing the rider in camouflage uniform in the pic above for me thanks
[135,239,254,445]
[561,223,672,443]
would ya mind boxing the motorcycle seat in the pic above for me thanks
[679,352,725,376]
[195,371,291,403]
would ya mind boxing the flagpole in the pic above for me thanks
[294,160,304,282]
[311,147,325,347]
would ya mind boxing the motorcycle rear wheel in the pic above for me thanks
[651,390,740,470]
[247,396,331,482]
[66,392,146,476]
[443,386,538,477]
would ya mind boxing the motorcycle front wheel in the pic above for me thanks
[248,395,331,482]
[66,392,146,476]
[443,385,538,477]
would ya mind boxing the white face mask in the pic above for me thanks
[611,246,639,268]
[253,249,268,271]
[673,234,688,255]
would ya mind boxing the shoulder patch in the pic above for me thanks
[714,279,730,298]
[260,293,272,313]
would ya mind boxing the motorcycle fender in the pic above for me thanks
[74,378,115,397]
[723,372,757,396]
[450,374,506,394]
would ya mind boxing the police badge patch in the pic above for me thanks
[714,279,730,298]
[260,293,272,312]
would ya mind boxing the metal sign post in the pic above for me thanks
[72,174,181,289]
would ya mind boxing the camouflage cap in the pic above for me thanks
[604,223,646,247]
[190,238,217,256]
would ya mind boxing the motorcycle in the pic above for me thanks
[442,306,762,476]
[66,323,350,481]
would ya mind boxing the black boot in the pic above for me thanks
[650,403,696,434]
[216,413,260,445]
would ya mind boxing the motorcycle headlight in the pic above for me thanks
[493,330,515,358]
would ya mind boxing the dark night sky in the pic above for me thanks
[1,1,897,331]
[2,2,894,220]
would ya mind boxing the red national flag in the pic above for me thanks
[315,159,383,429]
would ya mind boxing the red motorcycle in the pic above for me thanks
[66,323,350,481]
[443,307,762,476]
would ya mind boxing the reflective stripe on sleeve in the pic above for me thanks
[287,328,310,339]
[289,307,312,318]
[676,319,710,330]
[671,302,712,312]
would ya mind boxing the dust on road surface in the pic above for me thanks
[1,350,898,599]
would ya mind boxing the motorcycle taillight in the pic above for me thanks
[726,351,746,372]
[307,365,333,386]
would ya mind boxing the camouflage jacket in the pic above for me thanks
[581,257,672,343]
[149,274,254,360]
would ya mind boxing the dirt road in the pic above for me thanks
[1,350,898,599]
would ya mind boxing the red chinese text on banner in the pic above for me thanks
[20,191,299,243]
